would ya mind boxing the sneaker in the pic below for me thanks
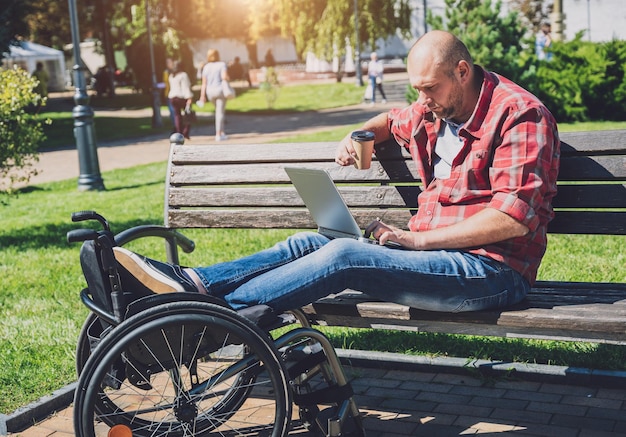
[381,99,387,104]
[215,134,228,141]
[113,247,198,294]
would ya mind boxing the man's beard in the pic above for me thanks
[431,83,464,121]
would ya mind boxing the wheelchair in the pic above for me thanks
[68,211,365,437]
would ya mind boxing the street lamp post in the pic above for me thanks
[354,0,363,86]
[145,0,162,128]
[68,0,105,191]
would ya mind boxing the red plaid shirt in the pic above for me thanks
[388,67,560,285]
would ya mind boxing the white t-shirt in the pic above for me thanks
[433,120,464,179]
[367,59,384,79]
[168,71,193,100]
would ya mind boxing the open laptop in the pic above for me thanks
[284,166,402,247]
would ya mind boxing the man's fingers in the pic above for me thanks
[364,220,380,238]
[335,139,357,166]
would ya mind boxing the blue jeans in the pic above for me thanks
[167,98,176,126]
[192,232,530,313]
[369,76,386,102]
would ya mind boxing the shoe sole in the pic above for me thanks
[113,247,183,294]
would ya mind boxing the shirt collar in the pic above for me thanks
[461,66,496,139]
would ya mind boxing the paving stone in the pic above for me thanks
[550,413,616,433]
[561,394,623,409]
[490,407,552,425]
[596,387,626,401]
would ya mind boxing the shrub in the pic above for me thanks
[529,36,626,122]
[0,66,47,194]
[259,67,280,109]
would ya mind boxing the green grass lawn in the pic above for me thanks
[2,84,625,414]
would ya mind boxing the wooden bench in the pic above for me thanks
[163,129,626,345]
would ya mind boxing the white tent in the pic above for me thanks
[2,41,67,92]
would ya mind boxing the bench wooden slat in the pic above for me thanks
[168,131,626,166]
[171,142,340,164]
[166,209,415,230]
[168,183,625,210]
[553,184,626,208]
[558,155,626,180]
[168,186,422,208]
[167,209,624,235]
[302,282,626,344]
[547,211,626,234]
[558,129,626,154]
[169,162,421,186]
[169,132,626,159]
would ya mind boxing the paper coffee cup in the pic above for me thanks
[351,130,375,169]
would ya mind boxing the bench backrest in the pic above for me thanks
[165,129,626,236]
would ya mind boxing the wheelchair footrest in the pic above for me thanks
[293,382,354,407]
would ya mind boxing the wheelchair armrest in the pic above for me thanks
[114,225,195,253]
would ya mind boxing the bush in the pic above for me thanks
[0,66,47,194]
[259,67,280,109]
[534,37,626,122]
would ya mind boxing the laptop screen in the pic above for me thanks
[284,167,363,239]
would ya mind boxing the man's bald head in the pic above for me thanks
[406,31,480,123]
[408,30,473,78]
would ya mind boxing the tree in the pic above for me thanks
[0,0,33,58]
[508,0,551,33]
[272,0,412,61]
[24,0,72,50]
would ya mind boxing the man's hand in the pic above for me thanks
[335,113,391,166]
[364,219,417,249]
[335,134,356,166]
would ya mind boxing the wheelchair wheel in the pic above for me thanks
[74,301,292,436]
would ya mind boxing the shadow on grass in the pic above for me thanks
[40,116,171,151]
[0,217,161,250]
[46,91,154,112]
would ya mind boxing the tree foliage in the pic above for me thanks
[0,0,33,57]
[508,0,551,33]
[24,0,72,50]
[0,66,46,194]
[272,0,412,60]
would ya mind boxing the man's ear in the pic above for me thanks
[457,60,471,84]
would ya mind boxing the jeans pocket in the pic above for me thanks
[453,289,509,313]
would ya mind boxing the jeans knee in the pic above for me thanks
[284,232,329,257]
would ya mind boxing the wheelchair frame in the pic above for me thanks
[68,211,364,437]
